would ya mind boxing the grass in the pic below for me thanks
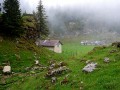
[0,38,120,90]
[0,38,56,89]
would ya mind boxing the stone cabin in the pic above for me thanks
[36,40,62,53]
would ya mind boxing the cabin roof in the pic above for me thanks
[40,40,62,47]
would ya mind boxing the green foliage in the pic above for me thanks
[22,15,39,40]
[1,0,23,37]
[36,0,49,39]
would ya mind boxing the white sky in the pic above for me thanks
[22,0,120,6]
[19,0,120,13]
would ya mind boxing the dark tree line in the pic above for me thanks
[0,0,49,39]
[36,0,49,39]
[0,0,23,37]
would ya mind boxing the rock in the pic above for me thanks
[35,60,39,65]
[82,62,97,73]
[51,77,57,83]
[51,63,56,67]
[104,57,110,63]
[48,66,54,70]
[3,65,11,74]
[112,42,120,48]
[110,50,117,53]
[46,66,70,77]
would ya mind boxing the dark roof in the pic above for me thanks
[40,40,62,47]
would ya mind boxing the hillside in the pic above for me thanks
[0,37,56,89]
[0,38,120,90]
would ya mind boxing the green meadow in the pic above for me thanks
[0,39,120,90]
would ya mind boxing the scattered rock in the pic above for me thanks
[104,57,110,63]
[112,42,120,48]
[82,62,97,73]
[46,61,70,77]
[51,77,57,83]
[46,66,70,77]
[110,50,117,53]
[3,65,11,75]
[48,61,67,70]
[35,60,39,65]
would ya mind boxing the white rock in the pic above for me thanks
[51,63,55,67]
[82,62,97,73]
[51,77,57,83]
[104,57,110,63]
[3,65,11,73]
[35,60,39,65]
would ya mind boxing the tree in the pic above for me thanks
[1,0,23,37]
[36,0,49,39]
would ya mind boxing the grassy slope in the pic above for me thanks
[0,38,56,90]
[1,39,120,90]
[6,42,94,90]
[54,45,120,90]
[81,46,120,90]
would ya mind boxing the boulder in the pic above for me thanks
[82,62,97,73]
[3,65,11,74]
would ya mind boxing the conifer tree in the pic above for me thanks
[2,0,23,37]
[37,0,49,39]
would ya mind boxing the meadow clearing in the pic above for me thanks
[1,40,120,90]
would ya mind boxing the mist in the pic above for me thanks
[42,0,120,42]
[1,0,120,41]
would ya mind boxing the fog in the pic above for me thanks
[1,0,120,41]
[42,0,120,41]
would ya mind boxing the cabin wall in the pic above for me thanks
[54,43,62,53]
[47,47,54,51]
